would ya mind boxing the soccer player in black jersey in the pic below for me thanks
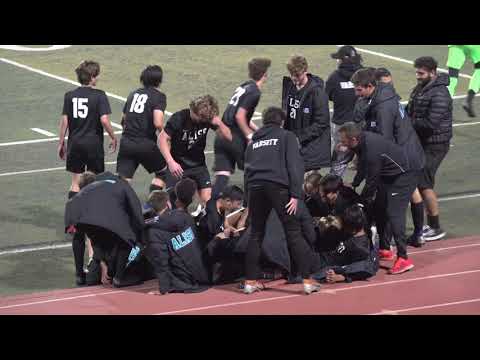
[117,65,168,193]
[211,58,271,199]
[158,95,232,205]
[58,60,117,285]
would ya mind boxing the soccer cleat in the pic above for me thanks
[463,100,476,118]
[422,225,446,241]
[243,281,265,294]
[389,257,414,275]
[378,249,395,261]
[303,281,321,295]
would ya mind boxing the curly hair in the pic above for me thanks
[314,215,342,233]
[75,60,100,85]
[189,95,219,121]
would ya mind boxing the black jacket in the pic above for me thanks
[326,63,363,125]
[351,132,413,201]
[244,124,304,199]
[312,235,379,282]
[308,186,362,218]
[145,209,210,294]
[357,83,425,171]
[281,74,331,170]
[65,172,144,247]
[406,73,453,145]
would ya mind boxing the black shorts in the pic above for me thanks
[66,139,104,174]
[165,165,212,191]
[418,142,450,190]
[116,137,167,178]
[213,133,247,173]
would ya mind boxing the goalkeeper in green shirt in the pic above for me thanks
[447,45,480,117]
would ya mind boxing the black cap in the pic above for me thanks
[331,45,358,59]
[375,67,391,77]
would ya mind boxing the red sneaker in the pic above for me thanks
[378,249,395,261]
[389,257,414,275]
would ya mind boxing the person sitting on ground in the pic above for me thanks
[313,214,345,252]
[320,174,362,216]
[145,178,211,295]
[312,204,379,283]
[304,172,330,217]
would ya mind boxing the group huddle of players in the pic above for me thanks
[61,45,477,295]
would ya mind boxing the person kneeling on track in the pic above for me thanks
[145,178,211,295]
[311,204,379,284]
[65,171,148,287]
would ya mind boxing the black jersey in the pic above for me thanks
[122,87,167,141]
[164,109,218,169]
[62,86,111,145]
[222,80,261,132]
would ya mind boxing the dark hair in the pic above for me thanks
[375,67,391,81]
[189,95,219,121]
[248,58,271,81]
[175,178,197,207]
[220,185,244,202]
[351,68,377,87]
[147,190,170,213]
[414,56,438,72]
[320,174,343,194]
[342,204,367,234]
[75,61,100,85]
[262,106,286,126]
[79,171,96,189]
[304,172,323,190]
[338,122,362,139]
[140,65,163,87]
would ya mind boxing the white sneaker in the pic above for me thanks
[243,282,265,294]
[422,225,446,241]
[304,282,321,295]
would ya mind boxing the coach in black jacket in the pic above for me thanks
[281,55,331,171]
[406,57,453,241]
[243,106,319,294]
[339,123,420,275]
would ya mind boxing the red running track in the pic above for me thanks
[1,236,480,315]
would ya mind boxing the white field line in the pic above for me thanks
[154,269,480,315]
[0,130,124,146]
[339,45,473,80]
[30,128,56,137]
[369,298,480,315]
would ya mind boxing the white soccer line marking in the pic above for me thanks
[0,130,124,147]
[369,298,480,315]
[0,45,72,52]
[154,269,480,315]
[30,128,56,137]
[339,45,473,79]
[0,284,157,311]
[409,242,480,255]
[438,193,480,202]
[0,243,71,256]
[453,121,480,127]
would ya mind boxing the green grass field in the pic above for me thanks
[0,45,479,296]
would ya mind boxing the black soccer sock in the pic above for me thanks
[68,191,78,199]
[427,215,440,230]
[212,175,229,200]
[410,201,425,234]
[149,184,164,194]
[467,89,476,104]
[72,231,86,276]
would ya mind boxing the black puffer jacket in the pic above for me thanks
[406,73,453,145]
[281,74,331,170]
